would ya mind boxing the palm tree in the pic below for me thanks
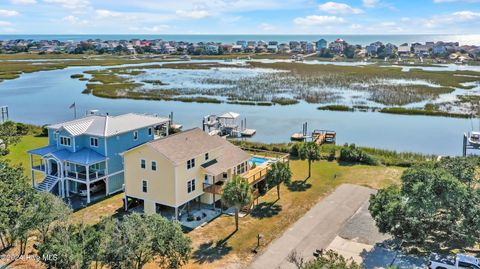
[266,162,292,200]
[298,142,321,179]
[222,176,253,231]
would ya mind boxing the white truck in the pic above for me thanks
[429,253,480,269]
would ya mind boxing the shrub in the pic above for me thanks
[328,147,336,161]
[15,122,30,135]
[339,144,379,165]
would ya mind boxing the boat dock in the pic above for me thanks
[290,122,336,145]
[202,112,256,138]
[312,130,336,144]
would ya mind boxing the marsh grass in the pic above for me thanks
[379,107,471,118]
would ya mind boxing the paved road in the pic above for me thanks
[249,184,376,269]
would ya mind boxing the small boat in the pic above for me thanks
[468,131,480,146]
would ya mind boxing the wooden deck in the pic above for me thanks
[243,165,269,185]
[312,130,336,145]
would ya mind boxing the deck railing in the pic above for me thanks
[203,183,223,195]
[65,170,106,181]
[32,164,46,171]
[243,167,269,185]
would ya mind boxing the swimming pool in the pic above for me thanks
[249,156,268,166]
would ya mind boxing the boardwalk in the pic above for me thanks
[249,184,375,269]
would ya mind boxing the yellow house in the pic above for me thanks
[122,128,252,217]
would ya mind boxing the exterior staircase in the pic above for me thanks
[36,175,59,192]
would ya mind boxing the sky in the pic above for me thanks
[0,0,480,35]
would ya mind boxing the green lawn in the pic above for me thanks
[1,135,404,269]
[0,135,48,177]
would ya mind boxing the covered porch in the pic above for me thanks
[28,145,108,204]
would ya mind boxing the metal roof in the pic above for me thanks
[218,112,240,119]
[29,146,106,165]
[48,113,169,137]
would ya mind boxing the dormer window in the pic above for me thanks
[205,153,209,161]
[60,136,71,146]
[90,137,99,147]
[133,130,138,141]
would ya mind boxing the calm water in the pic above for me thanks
[1,34,480,46]
[0,62,475,156]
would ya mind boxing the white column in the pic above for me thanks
[86,165,91,204]
[175,207,178,220]
[66,180,70,198]
[60,162,65,198]
[105,160,109,195]
[29,154,35,187]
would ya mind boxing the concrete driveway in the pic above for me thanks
[249,184,376,269]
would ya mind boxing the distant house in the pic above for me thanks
[316,39,328,51]
[366,44,379,56]
[278,43,291,53]
[232,45,243,53]
[305,42,316,54]
[236,40,247,48]
[205,45,219,55]
[413,45,430,56]
[267,45,278,53]
[385,43,397,57]
[397,44,411,56]
[433,43,447,55]
[244,46,255,53]
[28,113,170,204]
[328,39,346,55]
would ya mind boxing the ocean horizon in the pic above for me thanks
[1,34,480,46]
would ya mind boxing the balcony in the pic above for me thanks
[65,170,106,181]
[242,166,269,185]
[203,183,223,195]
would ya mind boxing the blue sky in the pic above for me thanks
[0,0,480,34]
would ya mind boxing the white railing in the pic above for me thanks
[65,170,106,181]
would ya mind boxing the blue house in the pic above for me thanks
[28,113,170,204]
[316,39,328,51]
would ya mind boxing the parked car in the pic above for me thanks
[78,182,105,197]
[429,253,480,269]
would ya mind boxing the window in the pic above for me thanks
[142,180,148,193]
[204,174,209,183]
[133,130,138,140]
[187,179,196,193]
[223,172,228,179]
[151,161,157,171]
[148,127,153,136]
[140,159,146,169]
[205,153,209,161]
[60,136,71,146]
[187,158,196,169]
[90,137,98,147]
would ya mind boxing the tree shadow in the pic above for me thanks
[287,180,312,192]
[359,241,427,269]
[192,231,235,264]
[250,201,282,219]
[337,160,357,167]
